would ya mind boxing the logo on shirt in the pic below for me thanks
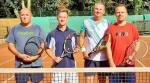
[17,32,34,36]
[116,32,128,37]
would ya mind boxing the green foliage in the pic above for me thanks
[133,0,143,15]
[0,0,149,18]
[31,0,75,16]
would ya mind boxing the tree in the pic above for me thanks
[5,0,20,18]
[133,0,143,14]
[1,0,32,18]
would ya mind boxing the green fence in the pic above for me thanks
[32,14,150,34]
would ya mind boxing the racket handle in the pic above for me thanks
[60,51,68,58]
[136,59,145,67]
[60,51,65,58]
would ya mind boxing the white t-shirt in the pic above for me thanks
[81,17,110,61]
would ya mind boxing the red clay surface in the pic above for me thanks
[0,36,150,83]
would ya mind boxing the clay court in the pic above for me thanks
[0,36,150,83]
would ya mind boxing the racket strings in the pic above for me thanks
[135,40,148,60]
[61,32,77,58]
[24,36,44,56]
[64,37,75,54]
[28,37,43,47]
[122,40,148,66]
[24,42,39,55]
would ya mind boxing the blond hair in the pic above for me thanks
[56,8,71,16]
[94,2,105,10]
[19,8,32,15]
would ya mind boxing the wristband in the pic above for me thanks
[81,48,86,52]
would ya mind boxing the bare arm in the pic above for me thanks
[105,35,116,67]
[79,32,85,48]
[8,43,31,61]
[106,46,116,67]
[8,43,40,62]
[46,48,62,63]
[79,32,90,59]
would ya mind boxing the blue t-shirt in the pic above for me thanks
[46,26,77,68]
[6,23,46,67]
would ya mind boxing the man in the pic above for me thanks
[6,8,46,83]
[79,2,110,83]
[46,9,78,83]
[106,4,139,83]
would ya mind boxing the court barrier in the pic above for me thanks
[0,68,150,83]
[0,14,150,45]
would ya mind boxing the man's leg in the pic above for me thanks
[109,73,121,83]
[15,73,29,83]
[97,60,109,83]
[84,59,97,83]
[30,73,44,83]
[51,73,65,83]
[124,72,136,83]
[66,73,78,83]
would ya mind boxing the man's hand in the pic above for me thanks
[54,57,63,63]
[20,54,41,62]
[83,52,91,59]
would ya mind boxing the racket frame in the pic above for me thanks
[120,40,148,67]
[60,32,77,58]
[24,36,45,56]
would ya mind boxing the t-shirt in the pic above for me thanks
[46,26,77,68]
[6,23,46,67]
[80,17,110,61]
[106,22,139,66]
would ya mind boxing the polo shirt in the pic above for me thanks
[46,26,77,68]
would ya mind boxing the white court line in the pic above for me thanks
[1,54,49,83]
[2,75,15,83]
[0,58,14,66]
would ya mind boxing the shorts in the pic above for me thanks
[51,72,78,83]
[53,57,75,68]
[84,59,109,76]
[15,73,44,83]
[109,66,136,83]
[109,72,136,83]
[15,67,43,83]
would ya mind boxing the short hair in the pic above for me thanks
[56,8,71,16]
[94,2,105,10]
[115,4,128,12]
[19,8,32,15]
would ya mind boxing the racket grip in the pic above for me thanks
[60,55,64,58]
[60,51,65,58]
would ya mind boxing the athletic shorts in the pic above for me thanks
[84,59,109,76]
[15,73,43,83]
[15,67,43,83]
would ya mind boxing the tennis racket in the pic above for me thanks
[24,36,45,56]
[120,40,148,67]
[60,32,78,58]
[89,34,111,55]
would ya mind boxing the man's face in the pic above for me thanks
[20,9,32,25]
[57,12,68,26]
[93,4,105,18]
[115,6,128,22]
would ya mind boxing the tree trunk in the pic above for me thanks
[21,0,26,8]
[27,0,31,10]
